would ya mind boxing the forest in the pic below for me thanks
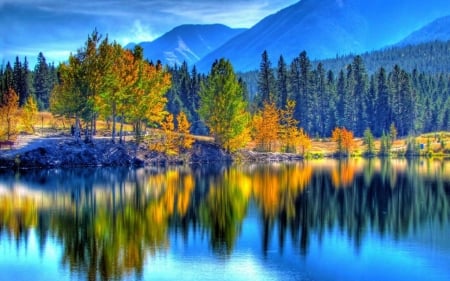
[1,33,449,154]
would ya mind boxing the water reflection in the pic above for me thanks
[0,159,449,280]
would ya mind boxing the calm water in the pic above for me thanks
[0,159,449,281]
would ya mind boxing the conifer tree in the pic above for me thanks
[34,52,51,110]
[257,50,276,108]
[276,55,289,109]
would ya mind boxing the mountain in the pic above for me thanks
[397,15,450,46]
[130,24,246,66]
[197,0,450,72]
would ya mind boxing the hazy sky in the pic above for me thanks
[0,0,298,66]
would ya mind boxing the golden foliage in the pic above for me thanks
[176,111,194,151]
[161,114,177,155]
[21,95,38,133]
[0,88,20,141]
[252,102,280,151]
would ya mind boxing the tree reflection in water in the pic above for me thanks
[0,159,448,279]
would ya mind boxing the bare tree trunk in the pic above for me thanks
[119,113,124,144]
[75,114,81,143]
[111,103,116,143]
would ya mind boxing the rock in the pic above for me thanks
[190,141,232,163]
[0,137,300,169]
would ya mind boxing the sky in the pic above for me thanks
[0,0,298,67]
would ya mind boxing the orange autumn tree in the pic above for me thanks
[0,88,20,141]
[253,101,280,152]
[331,127,355,156]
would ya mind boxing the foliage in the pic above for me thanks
[0,88,20,141]
[252,101,280,152]
[198,58,250,151]
[405,136,419,156]
[51,31,171,144]
[160,114,177,155]
[21,95,38,133]
[363,128,375,156]
[176,111,194,152]
[239,51,450,138]
[379,132,392,156]
[331,127,354,156]
[389,123,398,144]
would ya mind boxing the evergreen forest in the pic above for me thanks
[1,38,449,144]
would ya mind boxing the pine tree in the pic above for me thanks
[352,56,369,135]
[1,63,14,101]
[257,50,276,108]
[363,128,375,156]
[276,55,289,109]
[375,67,390,136]
[33,52,51,110]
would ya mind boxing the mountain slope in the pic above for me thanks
[132,24,246,66]
[397,15,450,46]
[197,0,450,72]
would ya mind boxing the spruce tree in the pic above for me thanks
[257,50,276,108]
[33,52,51,110]
[276,55,289,109]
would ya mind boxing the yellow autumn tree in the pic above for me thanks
[21,95,39,133]
[129,60,171,143]
[252,101,280,152]
[280,99,305,153]
[294,128,312,156]
[176,111,194,152]
[161,113,177,155]
[0,88,20,141]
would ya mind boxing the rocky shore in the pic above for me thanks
[0,135,310,169]
[0,138,233,169]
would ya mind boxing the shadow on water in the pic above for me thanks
[0,158,449,280]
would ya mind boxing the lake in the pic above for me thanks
[0,159,449,281]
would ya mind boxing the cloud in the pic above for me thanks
[0,0,298,66]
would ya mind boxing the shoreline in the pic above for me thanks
[0,136,449,170]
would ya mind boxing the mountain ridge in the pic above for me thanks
[396,15,450,46]
[128,24,246,66]
[196,0,450,72]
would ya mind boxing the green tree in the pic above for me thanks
[33,52,52,110]
[198,59,250,151]
[363,128,375,156]
[276,55,289,109]
[256,50,276,108]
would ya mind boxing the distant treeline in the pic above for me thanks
[170,49,450,137]
[0,52,57,110]
[2,40,449,138]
